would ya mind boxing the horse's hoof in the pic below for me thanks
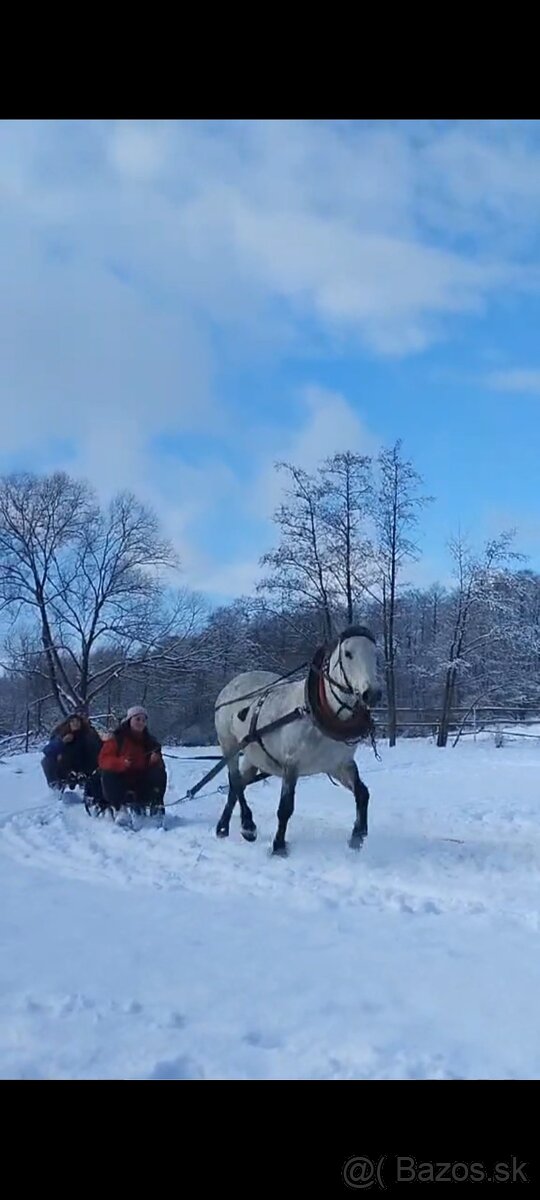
[272,843,288,857]
[216,825,229,839]
[348,833,365,851]
[241,826,257,842]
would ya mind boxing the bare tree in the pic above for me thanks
[0,472,94,712]
[320,451,375,624]
[436,530,526,746]
[2,553,540,747]
[3,463,540,750]
[0,472,184,714]
[47,490,180,707]
[373,441,432,747]
[258,462,336,640]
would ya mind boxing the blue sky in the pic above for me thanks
[1,118,540,602]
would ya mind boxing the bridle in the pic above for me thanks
[302,624,380,753]
[321,626,377,720]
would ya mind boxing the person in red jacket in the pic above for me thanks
[98,706,167,818]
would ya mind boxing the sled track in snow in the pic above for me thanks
[3,791,540,931]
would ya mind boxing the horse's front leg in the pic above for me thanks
[272,766,297,856]
[216,761,261,842]
[335,760,369,850]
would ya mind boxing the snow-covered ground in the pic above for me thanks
[1,734,540,1080]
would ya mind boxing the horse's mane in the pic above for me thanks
[335,624,376,647]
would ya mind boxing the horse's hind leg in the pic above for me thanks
[334,760,370,850]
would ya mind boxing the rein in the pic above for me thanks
[214,660,309,712]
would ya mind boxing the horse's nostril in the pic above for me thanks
[362,689,370,705]
[363,687,382,707]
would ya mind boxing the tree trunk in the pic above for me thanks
[345,471,354,624]
[386,659,397,746]
[437,665,457,747]
[386,470,398,747]
[381,578,397,745]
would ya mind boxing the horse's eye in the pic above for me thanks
[344,650,352,659]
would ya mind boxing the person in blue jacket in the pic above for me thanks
[41,710,103,798]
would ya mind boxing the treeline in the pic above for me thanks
[1,446,539,749]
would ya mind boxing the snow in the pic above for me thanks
[1,735,540,1079]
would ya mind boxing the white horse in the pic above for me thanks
[214,625,381,855]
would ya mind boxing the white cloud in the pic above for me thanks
[401,555,454,592]
[106,122,171,181]
[420,126,540,250]
[252,386,379,518]
[230,207,511,354]
[187,557,263,600]
[3,120,540,597]
[2,119,537,375]
[484,368,540,395]
[480,508,540,558]
[156,386,381,599]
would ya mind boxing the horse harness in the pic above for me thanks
[182,626,379,803]
[238,624,377,767]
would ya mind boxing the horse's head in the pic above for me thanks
[327,625,382,714]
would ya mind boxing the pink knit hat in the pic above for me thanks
[126,705,147,721]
